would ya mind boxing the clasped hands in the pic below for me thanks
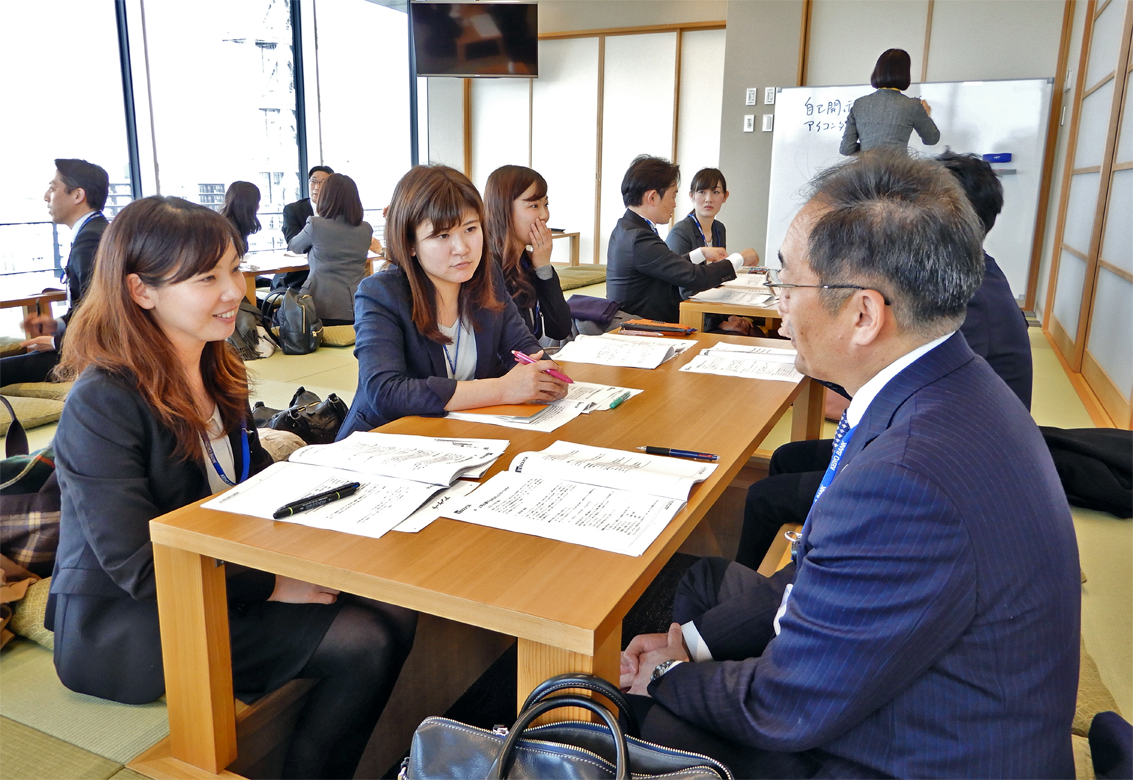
[702,247,761,267]
[619,622,691,696]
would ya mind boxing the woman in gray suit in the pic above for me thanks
[840,48,940,155]
[288,173,372,324]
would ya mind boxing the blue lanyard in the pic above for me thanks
[443,321,462,377]
[690,212,720,247]
[790,418,855,566]
[202,420,250,487]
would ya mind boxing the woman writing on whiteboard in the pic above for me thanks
[483,165,572,342]
[47,196,416,779]
[338,165,569,437]
[840,48,940,155]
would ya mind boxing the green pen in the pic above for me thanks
[609,392,632,409]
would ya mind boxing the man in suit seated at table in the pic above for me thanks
[735,149,1035,569]
[4,159,110,384]
[620,151,1080,778]
[274,164,333,290]
[606,155,756,322]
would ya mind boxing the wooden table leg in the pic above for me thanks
[244,274,258,304]
[790,377,825,441]
[153,543,238,774]
[570,235,579,267]
[678,307,703,331]
[516,623,621,722]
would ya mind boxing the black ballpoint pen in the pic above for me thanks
[273,482,361,519]
[636,446,718,462]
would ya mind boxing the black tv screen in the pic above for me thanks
[412,2,538,78]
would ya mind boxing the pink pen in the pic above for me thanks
[511,350,574,384]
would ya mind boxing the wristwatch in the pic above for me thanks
[650,659,684,682]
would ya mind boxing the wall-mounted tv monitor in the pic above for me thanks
[412,2,538,78]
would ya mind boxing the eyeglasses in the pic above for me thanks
[309,177,327,187]
[765,268,891,306]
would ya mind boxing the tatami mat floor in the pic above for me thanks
[1,295,1128,780]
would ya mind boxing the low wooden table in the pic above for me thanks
[551,231,581,266]
[145,333,823,777]
[239,253,308,303]
[0,285,67,320]
[679,289,782,334]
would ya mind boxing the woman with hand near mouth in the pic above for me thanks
[48,197,416,779]
[338,165,570,437]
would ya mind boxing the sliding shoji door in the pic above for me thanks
[1045,0,1133,426]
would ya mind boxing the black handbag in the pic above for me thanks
[402,673,733,780]
[262,288,323,355]
[252,386,347,445]
[226,300,268,361]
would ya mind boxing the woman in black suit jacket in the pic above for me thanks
[48,196,415,780]
[339,165,569,438]
[483,165,572,341]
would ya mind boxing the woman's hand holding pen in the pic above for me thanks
[528,218,554,268]
[500,349,568,403]
[269,575,340,605]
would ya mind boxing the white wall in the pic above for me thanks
[807,0,930,86]
[537,1,727,34]
[427,78,465,169]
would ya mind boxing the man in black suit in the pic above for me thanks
[736,150,1036,569]
[274,165,333,290]
[606,155,755,322]
[4,159,110,384]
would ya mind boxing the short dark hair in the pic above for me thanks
[308,165,334,178]
[805,150,984,334]
[936,151,1003,234]
[316,174,364,226]
[690,168,727,193]
[621,155,679,207]
[220,181,262,251]
[871,48,912,91]
[55,158,109,211]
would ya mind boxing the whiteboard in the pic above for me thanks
[766,79,1054,301]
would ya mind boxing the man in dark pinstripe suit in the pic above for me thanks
[620,151,1080,778]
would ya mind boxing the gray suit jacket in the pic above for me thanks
[288,215,372,322]
[840,89,940,155]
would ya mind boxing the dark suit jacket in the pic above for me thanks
[276,199,314,289]
[511,253,573,341]
[47,368,336,704]
[62,213,109,327]
[606,210,736,322]
[282,198,314,242]
[666,214,728,301]
[651,333,1080,778]
[338,264,541,437]
[963,253,1033,409]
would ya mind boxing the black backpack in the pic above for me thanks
[261,289,323,355]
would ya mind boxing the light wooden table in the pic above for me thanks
[1,285,67,320]
[679,294,781,334]
[239,253,308,303]
[145,333,823,776]
[551,231,580,266]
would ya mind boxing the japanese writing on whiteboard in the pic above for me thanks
[803,97,853,133]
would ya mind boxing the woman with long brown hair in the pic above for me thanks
[338,165,569,437]
[483,165,571,341]
[48,196,415,779]
[288,172,373,325]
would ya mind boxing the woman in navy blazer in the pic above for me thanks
[47,197,415,779]
[339,165,569,438]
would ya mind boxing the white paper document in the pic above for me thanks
[447,441,717,555]
[680,352,804,382]
[202,462,445,539]
[600,332,696,358]
[445,402,584,432]
[392,480,479,533]
[558,381,645,412]
[448,471,683,556]
[509,441,716,501]
[701,342,798,362]
[690,286,779,308]
[723,273,770,289]
[289,431,506,486]
[553,334,678,369]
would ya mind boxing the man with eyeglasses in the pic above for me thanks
[275,165,334,290]
[619,151,1078,778]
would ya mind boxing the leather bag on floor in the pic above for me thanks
[0,397,60,578]
[402,673,733,780]
[252,386,347,445]
[262,289,323,355]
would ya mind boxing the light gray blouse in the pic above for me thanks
[840,89,940,155]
